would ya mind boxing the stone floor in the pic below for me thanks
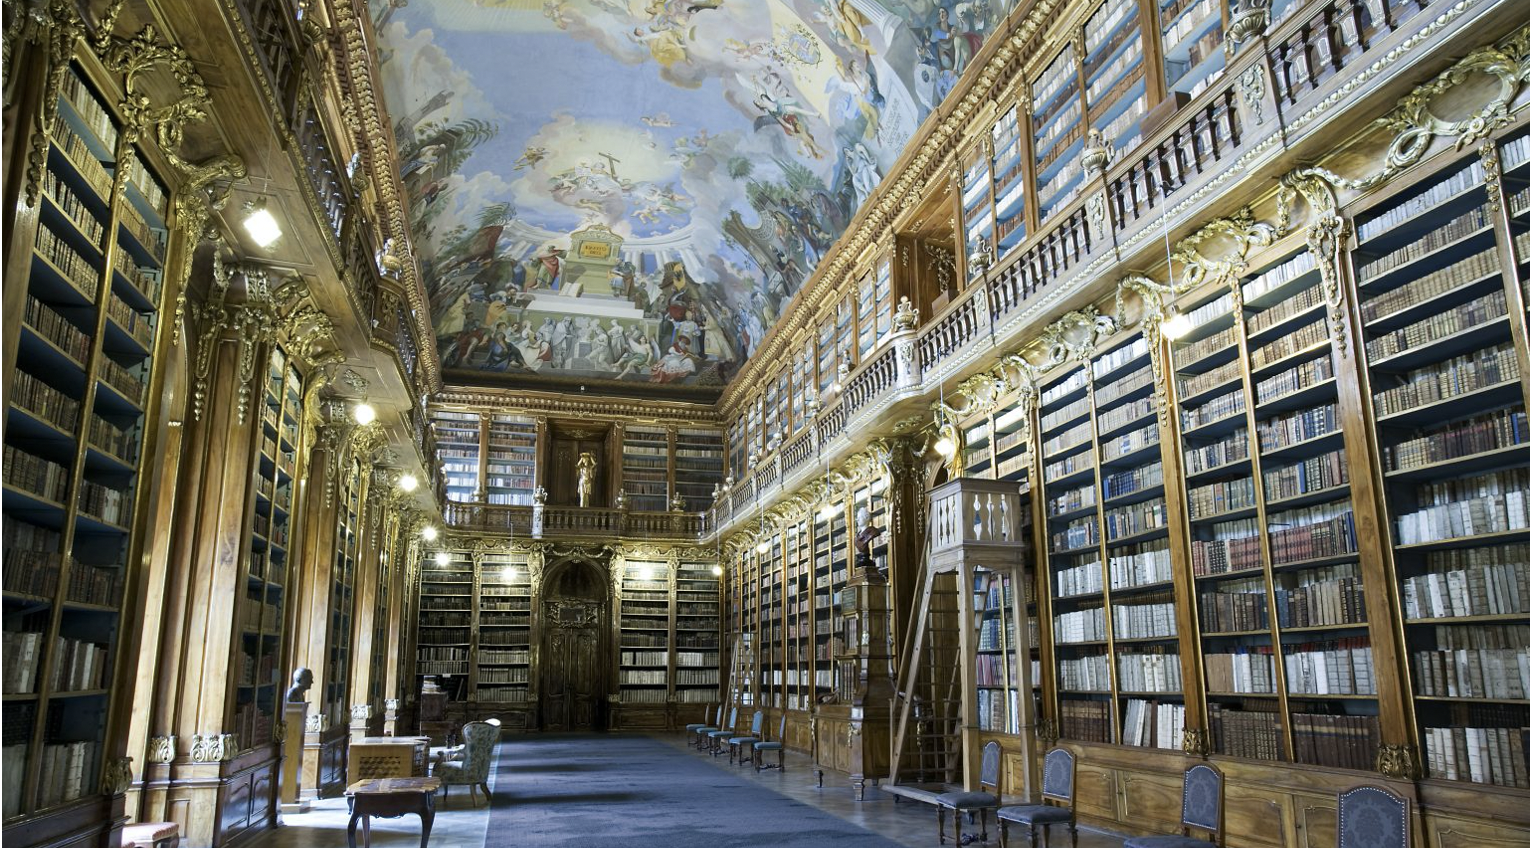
[252,733,1126,848]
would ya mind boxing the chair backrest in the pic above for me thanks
[979,740,1001,792]
[775,714,787,741]
[1337,785,1410,848]
[1179,763,1222,840]
[725,706,738,729]
[456,721,500,781]
[1041,748,1075,804]
[749,710,764,735]
[702,704,715,724]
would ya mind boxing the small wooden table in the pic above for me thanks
[344,777,441,848]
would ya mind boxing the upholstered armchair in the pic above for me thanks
[437,721,498,806]
[440,717,501,764]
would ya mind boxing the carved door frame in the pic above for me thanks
[538,555,610,731]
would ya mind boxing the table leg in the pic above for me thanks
[419,799,436,848]
[346,813,361,848]
[362,817,372,848]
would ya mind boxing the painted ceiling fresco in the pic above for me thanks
[372,0,1019,388]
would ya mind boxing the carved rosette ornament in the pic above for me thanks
[1182,728,1211,758]
[100,756,133,796]
[1375,744,1420,779]
[148,735,176,764]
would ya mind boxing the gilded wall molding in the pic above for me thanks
[432,390,723,426]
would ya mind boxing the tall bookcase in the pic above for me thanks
[1032,44,1085,223]
[475,551,532,707]
[416,549,473,699]
[323,461,364,733]
[784,521,812,711]
[759,534,784,709]
[1353,134,1528,787]
[674,558,721,706]
[674,428,725,512]
[431,411,480,503]
[617,559,671,705]
[992,107,1029,254]
[237,348,303,751]
[621,427,669,512]
[484,415,536,506]
[2,63,167,820]
[1084,0,1148,155]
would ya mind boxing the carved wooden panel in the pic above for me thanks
[251,766,275,828]
[1074,762,1120,822]
[1224,783,1291,848]
[1119,770,1183,834]
[1003,752,1029,797]
[1427,814,1530,848]
[219,771,252,839]
[1296,796,1337,848]
[541,596,604,731]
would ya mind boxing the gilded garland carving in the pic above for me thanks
[1375,743,1420,779]
[99,756,132,796]
[1481,141,1504,214]
[22,0,84,208]
[1276,172,1351,355]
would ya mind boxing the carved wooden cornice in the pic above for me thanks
[326,0,440,392]
[716,0,1066,417]
[432,389,723,426]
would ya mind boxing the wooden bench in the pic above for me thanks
[345,777,441,848]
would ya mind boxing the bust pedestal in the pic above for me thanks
[281,702,309,814]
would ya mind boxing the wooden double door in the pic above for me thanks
[540,558,608,731]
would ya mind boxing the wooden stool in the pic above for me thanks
[345,777,441,848]
[122,822,179,848]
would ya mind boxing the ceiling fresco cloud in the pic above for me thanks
[372,0,1019,388]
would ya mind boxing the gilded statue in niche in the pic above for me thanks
[575,451,596,508]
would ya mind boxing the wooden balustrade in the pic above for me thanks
[781,429,815,477]
[444,502,702,539]
[1108,88,1243,229]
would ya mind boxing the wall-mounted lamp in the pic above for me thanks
[932,434,957,458]
[434,551,450,566]
[421,525,438,541]
[818,501,838,521]
[242,197,283,248]
[398,474,418,492]
[1160,307,1192,341]
[353,403,377,426]
[502,566,518,582]
[711,565,723,577]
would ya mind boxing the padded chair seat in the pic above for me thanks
[754,741,784,751]
[997,804,1071,825]
[729,736,759,745]
[936,791,999,809]
[708,729,733,738]
[123,823,179,847]
[1123,836,1211,848]
[695,727,718,734]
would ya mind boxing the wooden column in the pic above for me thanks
[133,287,276,846]
[289,414,347,800]
[346,467,389,739]
[379,507,414,735]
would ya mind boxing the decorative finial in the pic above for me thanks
[893,296,919,332]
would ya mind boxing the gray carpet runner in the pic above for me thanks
[486,734,904,847]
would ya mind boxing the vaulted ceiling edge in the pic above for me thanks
[369,0,1034,397]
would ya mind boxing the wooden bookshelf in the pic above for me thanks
[474,551,532,711]
[484,415,536,506]
[431,411,480,503]
[621,427,669,512]
[1,62,166,823]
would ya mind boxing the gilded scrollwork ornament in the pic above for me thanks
[1375,743,1420,779]
[1181,728,1211,758]
[1481,141,1504,215]
[148,735,176,764]
[99,756,133,796]
[22,0,84,208]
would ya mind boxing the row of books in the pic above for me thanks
[417,646,468,662]
[480,687,529,703]
[1384,408,1526,472]
[1360,246,1498,324]
[1205,650,1277,694]
[619,670,669,685]
[1118,650,1182,693]
[1095,364,1154,409]
[676,669,718,686]
[1048,484,1095,517]
[60,70,117,151]
[97,356,145,405]
[1356,162,1484,243]
[67,563,119,607]
[1248,281,1324,336]
[478,667,529,684]
[1292,712,1380,771]
[1264,449,1348,502]
[4,446,69,503]
[1103,496,1168,541]
[1190,518,1262,576]
[1060,652,1110,691]
[1059,697,1111,743]
[88,415,136,462]
[1199,580,1269,633]
[47,636,109,692]
[13,371,80,433]
[1209,703,1282,760]
[1412,646,1528,701]
[1056,607,1107,643]
[1375,341,1520,417]
[1257,403,1338,453]
[1256,354,1333,406]
[1425,725,1527,787]
[23,295,92,365]
[1182,388,1244,431]
[1103,460,1162,500]
[1042,395,1091,433]
[1400,543,1528,619]
[1095,338,1149,379]
[419,611,471,627]
[1267,503,1357,565]
[1184,428,1248,475]
[976,688,1021,734]
[1121,699,1184,748]
[3,550,60,599]
[1056,557,1105,597]
[1251,318,1327,369]
[1112,600,1177,639]
[479,648,529,664]
[41,171,104,248]
[34,740,99,811]
[1243,252,1317,303]
[1102,422,1158,462]
[1110,541,1173,588]
[1368,290,1507,362]
[1179,357,1241,400]
[1188,477,1256,520]
[35,225,100,299]
[1051,517,1099,553]
[1276,564,1367,628]
[1284,638,1375,696]
[78,480,129,526]
[975,652,1019,687]
[1403,496,1522,558]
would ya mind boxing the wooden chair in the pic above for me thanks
[705,706,739,756]
[1337,785,1410,848]
[1122,762,1222,848]
[684,704,716,741]
[936,740,1002,845]
[692,705,725,749]
[728,710,765,765]
[997,748,1076,848]
[753,714,788,771]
